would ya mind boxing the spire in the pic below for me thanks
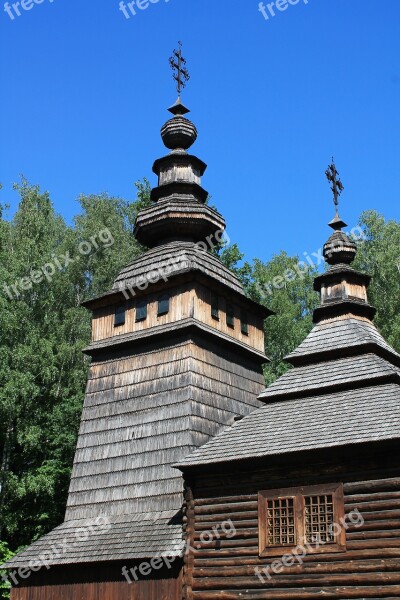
[134,43,225,247]
[313,160,375,323]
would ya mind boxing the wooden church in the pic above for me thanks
[3,47,400,599]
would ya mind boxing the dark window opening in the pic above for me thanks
[136,299,148,322]
[158,293,170,316]
[241,310,249,335]
[114,305,126,327]
[226,303,235,328]
[211,294,219,320]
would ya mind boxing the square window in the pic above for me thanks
[258,484,345,557]
[114,306,126,327]
[158,293,170,316]
[136,299,148,322]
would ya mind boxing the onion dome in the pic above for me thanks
[160,99,198,151]
[323,214,357,266]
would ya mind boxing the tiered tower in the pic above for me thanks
[4,49,271,596]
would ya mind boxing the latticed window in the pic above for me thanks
[266,498,295,546]
[305,494,335,544]
[258,484,345,557]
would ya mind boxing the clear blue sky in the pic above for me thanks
[1,0,399,263]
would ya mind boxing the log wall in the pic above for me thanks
[185,444,400,599]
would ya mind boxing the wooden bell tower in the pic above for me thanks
[3,45,272,600]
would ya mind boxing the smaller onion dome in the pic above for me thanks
[161,116,197,151]
[323,214,357,265]
[160,98,198,151]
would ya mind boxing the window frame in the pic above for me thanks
[258,483,345,557]
[114,305,126,327]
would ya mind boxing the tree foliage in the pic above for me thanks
[354,210,400,351]
[0,179,150,551]
[247,253,318,384]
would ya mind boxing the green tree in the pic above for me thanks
[0,540,14,599]
[0,179,149,551]
[247,253,318,384]
[354,210,400,351]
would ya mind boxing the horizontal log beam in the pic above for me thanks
[192,584,400,599]
[195,502,258,515]
[193,548,400,567]
[193,558,400,578]
[193,572,400,590]
[344,478,400,494]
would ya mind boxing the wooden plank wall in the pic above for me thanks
[91,285,193,342]
[186,447,400,599]
[194,284,264,353]
[66,335,264,521]
[91,283,265,353]
[11,562,183,600]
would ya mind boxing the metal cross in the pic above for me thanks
[169,41,190,98]
[325,158,344,212]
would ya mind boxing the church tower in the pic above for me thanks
[3,45,270,599]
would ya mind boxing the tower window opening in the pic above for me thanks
[226,303,235,328]
[114,305,126,327]
[158,293,170,316]
[241,310,249,335]
[136,299,148,322]
[211,294,219,321]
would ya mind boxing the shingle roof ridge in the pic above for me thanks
[259,352,400,400]
[286,317,400,363]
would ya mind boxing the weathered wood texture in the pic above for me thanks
[195,283,264,352]
[185,445,400,599]
[91,284,193,341]
[320,281,368,305]
[11,562,183,600]
[66,334,265,521]
[91,281,264,352]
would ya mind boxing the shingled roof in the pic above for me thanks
[175,382,400,468]
[3,511,184,567]
[112,241,245,297]
[175,314,400,469]
[286,317,400,366]
[175,213,400,470]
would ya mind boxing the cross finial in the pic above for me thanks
[325,158,344,215]
[169,41,190,99]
